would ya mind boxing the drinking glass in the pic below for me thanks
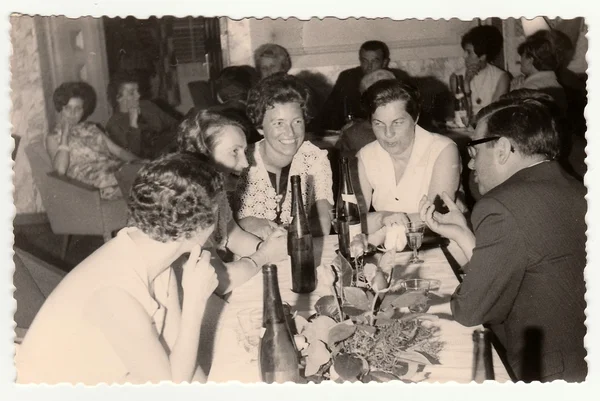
[236,308,263,362]
[406,222,426,264]
[402,279,431,313]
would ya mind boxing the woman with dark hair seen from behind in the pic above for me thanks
[357,79,462,245]
[452,25,510,117]
[233,73,334,238]
[254,43,292,80]
[106,71,179,159]
[510,29,572,112]
[209,65,262,144]
[177,109,288,285]
[46,81,140,200]
[16,153,222,384]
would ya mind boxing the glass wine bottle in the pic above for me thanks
[259,264,300,383]
[336,156,362,261]
[287,175,316,293]
[472,328,495,383]
[454,75,471,127]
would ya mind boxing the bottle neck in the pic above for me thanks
[472,330,495,381]
[290,178,310,235]
[262,266,286,325]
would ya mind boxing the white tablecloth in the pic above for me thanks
[206,236,511,383]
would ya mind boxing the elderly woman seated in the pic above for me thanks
[356,79,462,244]
[16,153,223,384]
[232,73,334,238]
[46,81,140,200]
[177,108,288,275]
[254,43,292,80]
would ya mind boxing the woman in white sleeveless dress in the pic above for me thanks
[356,80,462,241]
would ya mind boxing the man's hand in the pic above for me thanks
[419,192,469,242]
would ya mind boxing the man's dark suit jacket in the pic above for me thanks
[317,67,411,131]
[451,161,587,382]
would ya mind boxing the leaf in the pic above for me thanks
[375,308,394,320]
[390,292,429,310]
[327,320,356,348]
[294,315,309,334]
[333,354,364,381]
[363,263,378,285]
[399,361,420,380]
[394,350,435,365]
[364,370,400,383]
[314,295,340,320]
[342,305,368,317]
[355,324,377,336]
[302,315,337,344]
[331,252,354,288]
[304,340,331,376]
[378,250,397,275]
[342,287,371,311]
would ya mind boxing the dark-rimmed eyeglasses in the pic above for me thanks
[467,136,514,158]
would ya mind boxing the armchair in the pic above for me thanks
[25,140,129,260]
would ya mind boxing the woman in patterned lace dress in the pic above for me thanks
[45,82,140,200]
[232,73,334,238]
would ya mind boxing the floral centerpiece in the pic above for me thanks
[290,235,444,383]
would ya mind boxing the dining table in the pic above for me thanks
[205,235,512,383]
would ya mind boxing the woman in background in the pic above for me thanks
[452,25,510,117]
[46,81,140,200]
[253,43,292,80]
[16,153,221,384]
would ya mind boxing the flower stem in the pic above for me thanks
[331,285,344,322]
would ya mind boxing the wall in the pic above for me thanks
[222,18,477,86]
[11,15,48,214]
[175,61,210,114]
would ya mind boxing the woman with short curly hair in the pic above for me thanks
[46,81,140,200]
[232,74,333,238]
[16,153,221,384]
[452,25,510,117]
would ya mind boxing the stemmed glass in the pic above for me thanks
[406,221,426,264]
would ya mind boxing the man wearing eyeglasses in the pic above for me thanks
[419,97,587,382]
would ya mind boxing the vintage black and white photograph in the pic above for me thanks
[5,2,595,396]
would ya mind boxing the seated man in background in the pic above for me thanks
[254,43,292,80]
[106,71,179,159]
[317,40,410,131]
[419,97,587,382]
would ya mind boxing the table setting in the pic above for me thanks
[206,233,511,383]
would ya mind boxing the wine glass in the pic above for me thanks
[406,221,426,264]
[401,279,431,313]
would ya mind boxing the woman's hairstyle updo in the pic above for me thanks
[52,81,97,121]
[127,152,224,242]
[246,73,312,128]
[362,79,421,121]
[177,109,248,156]
[461,25,504,62]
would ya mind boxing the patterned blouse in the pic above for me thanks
[47,122,124,200]
[232,140,334,225]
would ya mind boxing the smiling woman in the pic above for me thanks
[233,73,334,238]
[356,79,461,243]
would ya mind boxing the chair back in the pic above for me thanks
[25,140,128,236]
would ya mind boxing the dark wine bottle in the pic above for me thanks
[453,75,469,127]
[259,264,300,383]
[287,175,316,293]
[336,156,362,260]
[472,328,495,383]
